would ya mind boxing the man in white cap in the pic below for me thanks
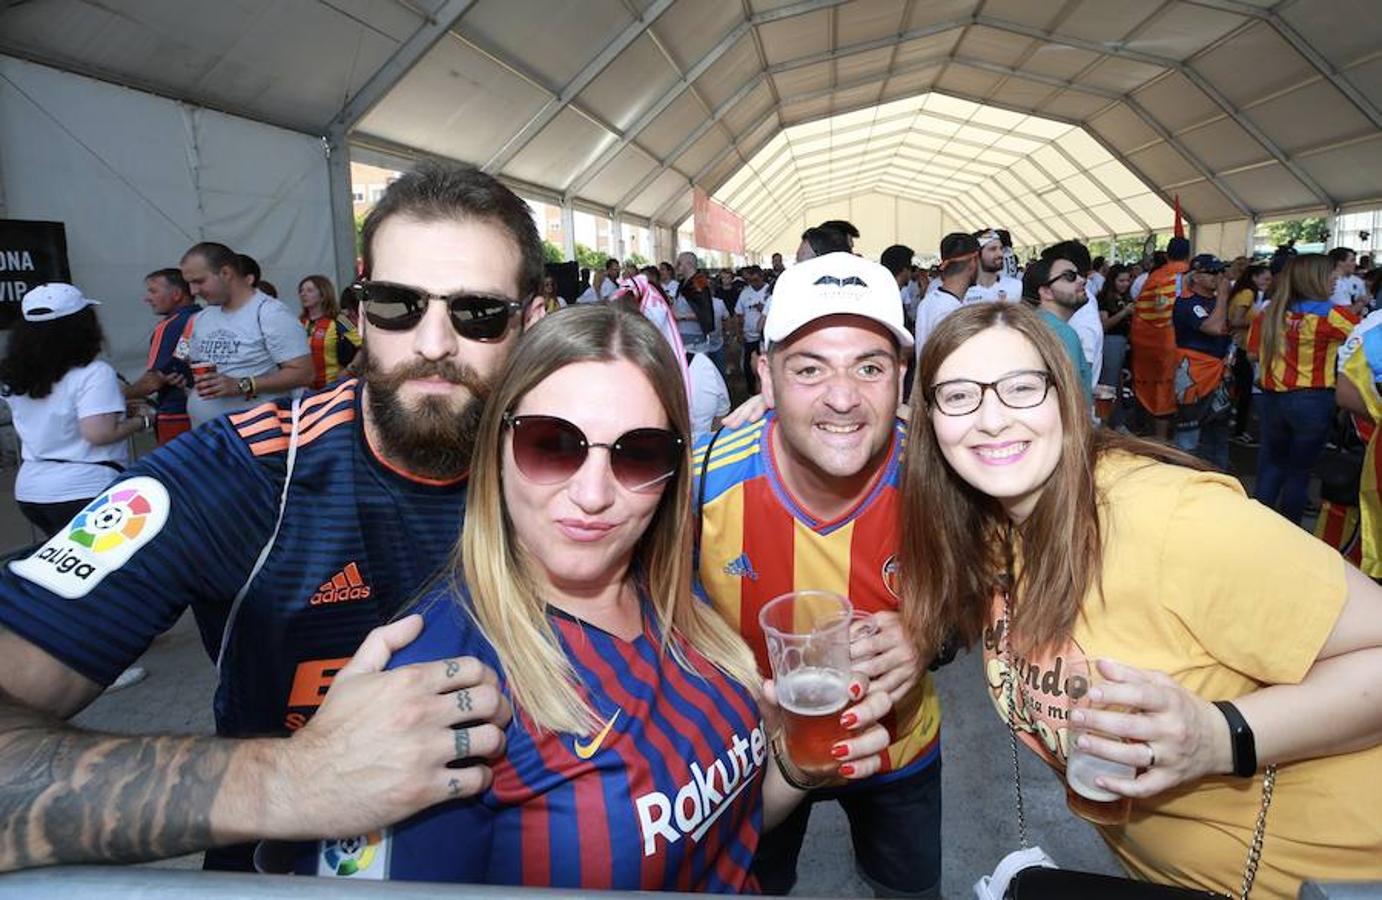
[693,252,941,897]
[964,229,1024,304]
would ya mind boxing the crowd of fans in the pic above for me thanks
[0,161,1378,898]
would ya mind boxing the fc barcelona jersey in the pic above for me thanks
[693,414,940,781]
[302,588,765,891]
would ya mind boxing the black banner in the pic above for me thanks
[0,219,71,329]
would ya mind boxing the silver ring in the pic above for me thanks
[1146,743,1156,768]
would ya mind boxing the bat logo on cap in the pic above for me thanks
[814,275,868,288]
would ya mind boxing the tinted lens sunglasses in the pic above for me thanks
[503,413,684,493]
[346,280,523,341]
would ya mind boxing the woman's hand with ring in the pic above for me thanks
[1068,658,1234,798]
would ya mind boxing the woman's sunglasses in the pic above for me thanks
[503,413,684,493]
[345,280,523,341]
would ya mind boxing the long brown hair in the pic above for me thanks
[458,303,757,734]
[899,302,1201,659]
[298,275,340,320]
[1257,254,1334,378]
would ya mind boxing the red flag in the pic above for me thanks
[1173,194,1184,239]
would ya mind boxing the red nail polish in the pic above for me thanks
[831,744,849,758]
[849,682,863,700]
[840,712,858,729]
[839,764,856,777]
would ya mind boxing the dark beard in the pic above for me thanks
[359,346,488,480]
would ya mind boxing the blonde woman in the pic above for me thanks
[900,301,1382,896]
[304,304,893,889]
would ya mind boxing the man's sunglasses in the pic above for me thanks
[345,280,523,341]
[503,413,684,493]
[1043,269,1081,286]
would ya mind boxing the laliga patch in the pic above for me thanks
[318,830,390,879]
[10,477,170,599]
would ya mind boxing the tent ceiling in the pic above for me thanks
[2,0,1379,239]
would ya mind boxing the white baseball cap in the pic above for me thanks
[22,283,101,322]
[763,252,913,350]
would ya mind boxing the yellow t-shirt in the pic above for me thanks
[1227,287,1255,342]
[981,451,1382,897]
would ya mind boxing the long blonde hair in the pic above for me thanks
[459,303,758,735]
[899,303,1202,659]
[1257,254,1334,378]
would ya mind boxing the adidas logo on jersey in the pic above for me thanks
[722,553,758,581]
[634,724,766,857]
[310,562,371,606]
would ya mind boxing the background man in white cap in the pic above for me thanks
[693,252,942,898]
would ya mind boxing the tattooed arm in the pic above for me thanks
[0,616,509,872]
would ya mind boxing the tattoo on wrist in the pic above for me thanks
[0,700,232,870]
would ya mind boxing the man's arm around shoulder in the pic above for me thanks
[0,617,509,872]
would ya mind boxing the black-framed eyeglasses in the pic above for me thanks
[1043,270,1081,286]
[344,280,523,341]
[928,370,1054,416]
[502,413,684,493]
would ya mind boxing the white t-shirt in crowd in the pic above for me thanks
[1332,273,1368,306]
[1130,271,1149,301]
[703,297,729,355]
[662,279,679,299]
[599,278,619,300]
[8,360,130,503]
[186,290,310,427]
[1086,271,1105,300]
[737,284,769,341]
[914,289,964,362]
[575,286,600,304]
[1067,294,1103,389]
[899,281,921,320]
[688,353,731,443]
[964,275,1023,304]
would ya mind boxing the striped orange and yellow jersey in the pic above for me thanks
[1247,300,1358,391]
[1339,317,1382,577]
[692,414,940,781]
[1132,261,1188,331]
[303,315,362,390]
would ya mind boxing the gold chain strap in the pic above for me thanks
[1239,764,1277,899]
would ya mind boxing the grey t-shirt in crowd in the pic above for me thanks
[186,290,310,427]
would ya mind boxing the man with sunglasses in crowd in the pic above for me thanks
[0,161,543,874]
[1022,255,1094,400]
[695,252,941,898]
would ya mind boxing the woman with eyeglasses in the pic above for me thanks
[896,301,1382,896]
[304,304,894,889]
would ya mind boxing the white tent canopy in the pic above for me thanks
[2,0,1379,284]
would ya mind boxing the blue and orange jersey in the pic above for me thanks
[0,378,467,737]
[301,589,764,891]
[1248,300,1358,391]
[303,314,362,389]
[692,414,940,781]
[145,304,200,415]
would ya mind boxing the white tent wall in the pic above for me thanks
[766,194,945,263]
[0,55,334,376]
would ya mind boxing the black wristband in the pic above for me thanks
[1212,700,1257,777]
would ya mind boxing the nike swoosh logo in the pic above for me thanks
[573,709,621,760]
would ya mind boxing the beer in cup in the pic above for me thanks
[190,361,217,398]
[759,590,874,780]
[1064,659,1134,825]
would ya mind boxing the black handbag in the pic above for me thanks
[992,590,1277,900]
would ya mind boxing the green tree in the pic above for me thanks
[542,240,566,263]
[1261,217,1329,248]
[626,252,649,269]
[354,212,367,257]
[573,243,607,272]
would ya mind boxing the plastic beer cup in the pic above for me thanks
[1064,661,1134,825]
[191,361,218,398]
[759,590,873,780]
